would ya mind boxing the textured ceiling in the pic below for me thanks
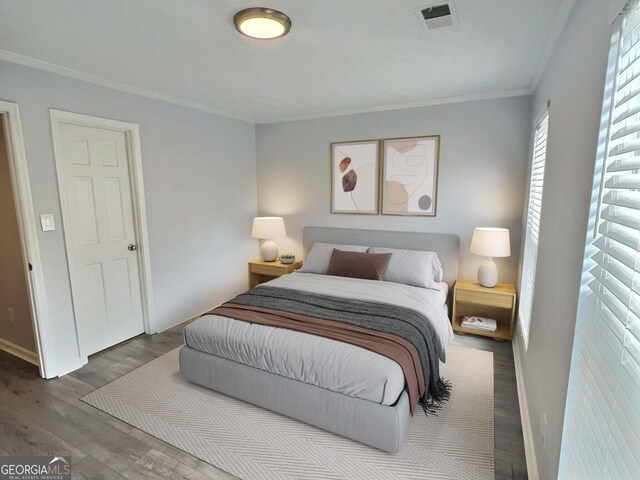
[0,0,568,122]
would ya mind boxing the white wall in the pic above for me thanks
[514,1,611,478]
[256,96,531,284]
[0,60,258,375]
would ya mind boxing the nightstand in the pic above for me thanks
[452,280,517,341]
[248,259,303,288]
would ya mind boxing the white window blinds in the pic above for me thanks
[518,111,549,348]
[559,7,640,479]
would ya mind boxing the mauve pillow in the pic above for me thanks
[326,249,392,281]
[298,242,369,274]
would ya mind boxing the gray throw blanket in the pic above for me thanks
[228,286,451,412]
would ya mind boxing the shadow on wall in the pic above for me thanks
[0,114,37,357]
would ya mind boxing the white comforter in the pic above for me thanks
[184,273,453,406]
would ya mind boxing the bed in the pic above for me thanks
[179,227,459,453]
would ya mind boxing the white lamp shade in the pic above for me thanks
[470,227,511,258]
[252,217,286,239]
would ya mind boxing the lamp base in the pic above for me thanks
[477,257,498,288]
[260,240,279,262]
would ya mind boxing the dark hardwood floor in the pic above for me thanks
[0,323,527,479]
[451,334,528,480]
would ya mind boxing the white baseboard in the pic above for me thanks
[0,337,87,379]
[513,337,539,480]
[157,306,221,334]
[0,337,39,366]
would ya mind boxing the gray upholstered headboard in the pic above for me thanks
[303,226,460,288]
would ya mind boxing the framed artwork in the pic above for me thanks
[381,135,440,216]
[331,140,379,214]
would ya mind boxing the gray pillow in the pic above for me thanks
[299,243,369,274]
[368,247,442,289]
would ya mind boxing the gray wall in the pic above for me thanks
[515,1,611,478]
[0,116,36,353]
[255,96,532,284]
[0,60,258,373]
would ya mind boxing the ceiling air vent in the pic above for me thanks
[420,3,454,29]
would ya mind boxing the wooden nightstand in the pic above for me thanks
[452,280,517,341]
[248,259,303,288]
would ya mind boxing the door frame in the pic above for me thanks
[50,109,155,357]
[0,100,50,377]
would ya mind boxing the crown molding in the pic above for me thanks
[256,88,532,124]
[529,0,578,91]
[0,49,533,125]
[0,49,254,123]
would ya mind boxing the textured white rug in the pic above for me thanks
[82,345,494,480]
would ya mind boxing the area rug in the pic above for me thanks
[82,345,494,479]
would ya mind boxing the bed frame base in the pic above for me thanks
[179,345,411,454]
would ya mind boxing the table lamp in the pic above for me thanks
[252,217,286,262]
[470,227,511,288]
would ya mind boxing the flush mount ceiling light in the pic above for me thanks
[234,7,292,39]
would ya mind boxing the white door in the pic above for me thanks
[56,123,144,356]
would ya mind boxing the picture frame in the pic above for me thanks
[330,140,380,214]
[381,135,440,216]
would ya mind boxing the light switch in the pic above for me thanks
[40,214,55,232]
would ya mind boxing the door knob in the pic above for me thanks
[128,244,137,252]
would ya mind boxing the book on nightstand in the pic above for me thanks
[461,316,497,332]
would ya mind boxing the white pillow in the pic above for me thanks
[299,243,369,274]
[368,247,442,289]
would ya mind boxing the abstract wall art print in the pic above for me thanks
[381,135,440,216]
[331,140,379,214]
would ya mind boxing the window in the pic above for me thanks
[559,6,640,478]
[518,109,549,348]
